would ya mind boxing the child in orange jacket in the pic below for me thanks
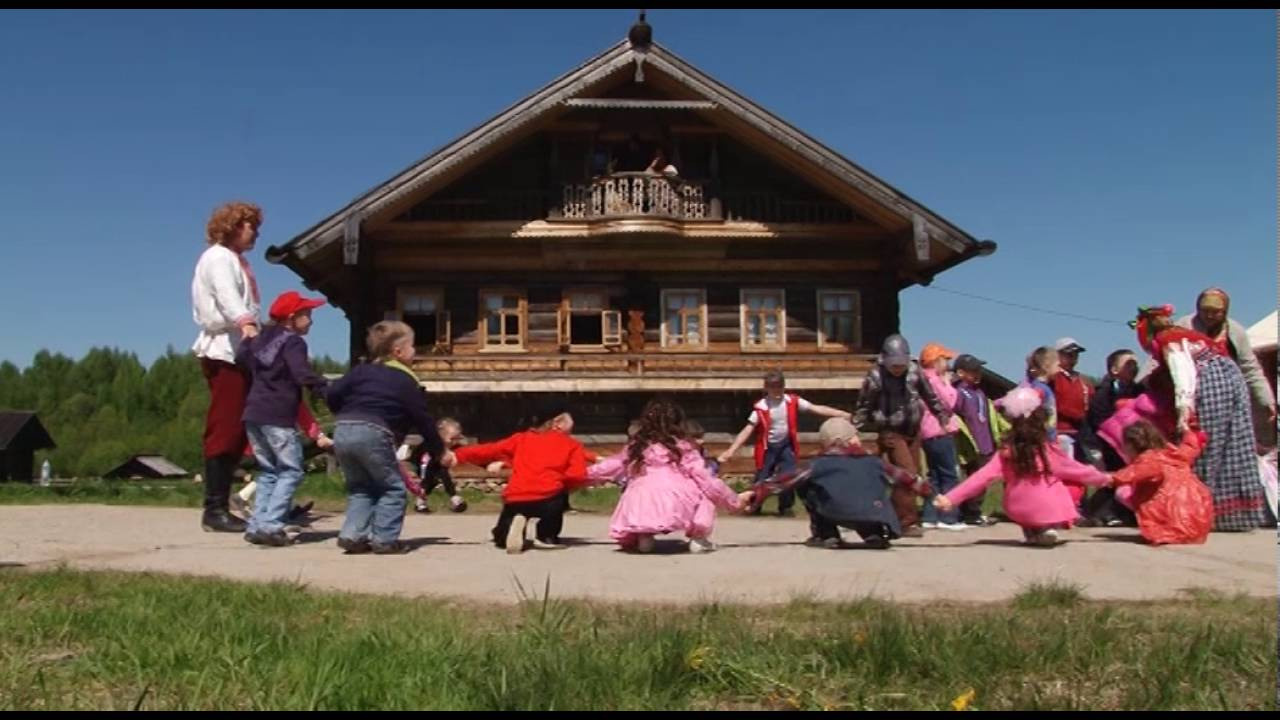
[1110,420,1213,545]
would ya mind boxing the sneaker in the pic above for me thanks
[414,499,431,514]
[505,517,528,555]
[448,495,468,513]
[937,522,969,532]
[371,540,411,555]
[921,522,939,529]
[338,536,372,555]
[531,537,568,551]
[821,537,845,549]
[900,524,925,538]
[250,530,292,547]
[635,535,656,554]
[864,535,891,550]
[688,538,717,553]
[286,501,314,524]
[803,535,825,548]
[964,515,997,527]
[201,510,248,534]
[1027,529,1061,547]
[1104,517,1125,528]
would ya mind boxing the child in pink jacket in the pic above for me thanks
[918,343,966,530]
[588,399,750,554]
[934,386,1112,546]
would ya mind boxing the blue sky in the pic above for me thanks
[0,9,1273,380]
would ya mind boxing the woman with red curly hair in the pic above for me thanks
[190,201,263,532]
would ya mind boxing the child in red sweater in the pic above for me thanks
[450,401,591,554]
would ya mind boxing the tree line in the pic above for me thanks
[0,347,346,478]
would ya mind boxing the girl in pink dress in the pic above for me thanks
[934,387,1113,546]
[588,398,750,553]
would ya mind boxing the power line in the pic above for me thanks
[921,285,1129,326]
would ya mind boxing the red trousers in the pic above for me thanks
[201,358,249,459]
[879,431,922,528]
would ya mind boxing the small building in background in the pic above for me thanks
[0,411,56,482]
[103,454,190,481]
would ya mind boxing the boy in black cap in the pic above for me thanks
[951,354,1008,525]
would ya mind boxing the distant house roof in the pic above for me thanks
[0,411,56,452]
[103,455,189,480]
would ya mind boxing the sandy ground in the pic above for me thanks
[0,504,1274,605]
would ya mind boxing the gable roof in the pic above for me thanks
[266,35,994,280]
[104,454,190,479]
[0,411,55,452]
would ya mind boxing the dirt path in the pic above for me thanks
[1,505,1274,605]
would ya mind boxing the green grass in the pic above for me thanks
[0,569,1272,710]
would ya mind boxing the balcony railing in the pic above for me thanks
[560,172,708,221]
[412,352,874,378]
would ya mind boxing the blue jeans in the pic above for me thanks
[245,423,305,535]
[334,421,407,546]
[755,442,797,512]
[920,435,960,524]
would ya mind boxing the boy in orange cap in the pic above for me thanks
[918,343,966,530]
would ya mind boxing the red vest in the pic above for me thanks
[753,393,800,469]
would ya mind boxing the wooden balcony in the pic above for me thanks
[410,352,876,392]
[559,172,710,221]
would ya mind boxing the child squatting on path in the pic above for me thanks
[586,398,751,554]
[934,386,1113,547]
[450,400,592,554]
[1109,419,1213,545]
[748,417,933,549]
[326,321,447,555]
[235,291,330,547]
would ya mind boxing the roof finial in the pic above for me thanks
[628,10,652,48]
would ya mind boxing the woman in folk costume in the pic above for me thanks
[1099,305,1265,531]
[1176,287,1276,448]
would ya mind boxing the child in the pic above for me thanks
[235,291,330,547]
[326,320,445,555]
[1050,338,1093,462]
[718,371,852,517]
[1108,420,1212,545]
[851,334,954,536]
[1023,346,1060,443]
[451,399,591,554]
[934,386,1111,547]
[403,418,468,514]
[232,400,332,524]
[951,354,1008,526]
[1080,348,1143,527]
[917,343,966,531]
[587,399,748,553]
[682,418,720,477]
[749,418,932,549]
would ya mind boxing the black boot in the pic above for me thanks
[202,455,247,533]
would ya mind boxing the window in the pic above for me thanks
[741,289,786,350]
[479,289,526,350]
[817,290,861,350]
[660,289,706,349]
[396,288,450,350]
[558,289,623,350]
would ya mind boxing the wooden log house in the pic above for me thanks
[266,17,996,463]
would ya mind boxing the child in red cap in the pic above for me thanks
[235,290,330,547]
